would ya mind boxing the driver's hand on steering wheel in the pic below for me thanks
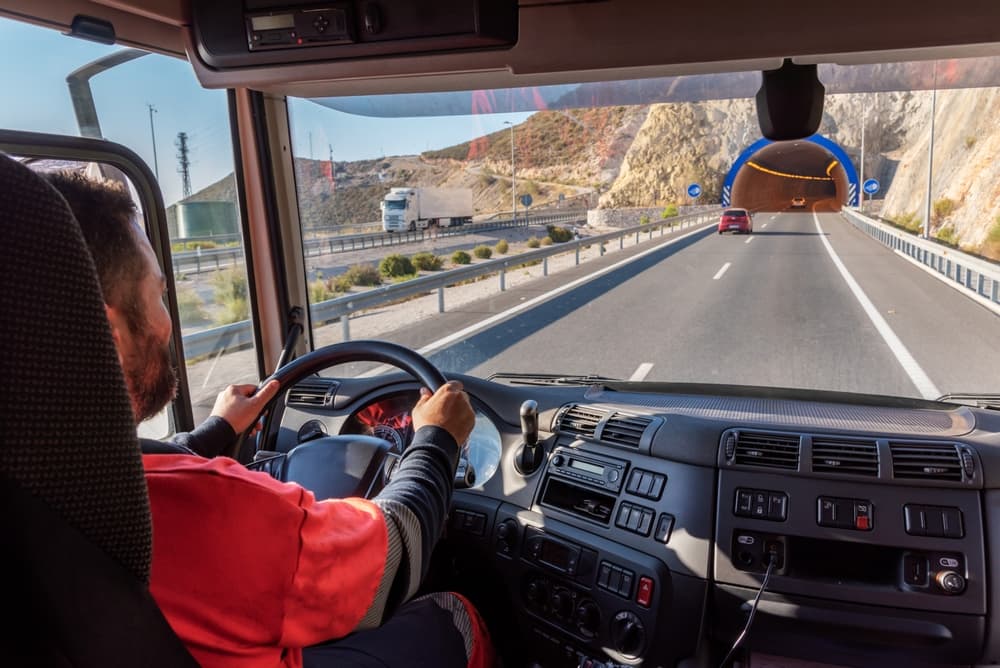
[412,381,475,447]
[211,379,281,434]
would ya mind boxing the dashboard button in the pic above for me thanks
[616,504,632,530]
[598,562,612,588]
[619,570,634,598]
[925,509,945,538]
[636,509,654,536]
[636,576,654,607]
[626,469,642,494]
[818,497,838,527]
[854,501,873,531]
[904,505,927,536]
[942,508,964,538]
[626,506,642,532]
[655,514,674,543]
[736,489,753,516]
[768,493,787,521]
[607,567,622,593]
[648,474,665,500]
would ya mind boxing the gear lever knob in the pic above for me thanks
[520,400,539,446]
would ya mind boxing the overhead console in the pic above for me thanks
[191,0,517,69]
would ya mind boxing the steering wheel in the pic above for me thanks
[228,340,447,500]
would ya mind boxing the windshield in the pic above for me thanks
[286,56,1000,400]
[385,199,407,210]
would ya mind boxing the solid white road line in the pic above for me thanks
[358,220,717,375]
[629,363,654,381]
[812,210,940,399]
[713,262,732,280]
[745,236,754,244]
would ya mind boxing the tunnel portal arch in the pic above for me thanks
[721,135,858,208]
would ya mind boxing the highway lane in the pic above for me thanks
[366,208,1000,400]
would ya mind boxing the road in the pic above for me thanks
[361,205,1000,399]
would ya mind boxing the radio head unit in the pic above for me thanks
[549,448,627,494]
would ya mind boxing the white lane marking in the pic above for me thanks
[745,236,754,245]
[892,249,1000,318]
[358,221,717,375]
[770,216,777,220]
[812,210,940,399]
[713,262,732,280]
[629,363,654,381]
[762,223,768,229]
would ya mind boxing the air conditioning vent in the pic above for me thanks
[890,442,963,482]
[555,405,606,440]
[287,379,338,408]
[812,438,878,476]
[600,413,652,448]
[733,432,800,470]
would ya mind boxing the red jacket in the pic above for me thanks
[144,454,387,668]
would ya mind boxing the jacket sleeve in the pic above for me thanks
[169,416,237,458]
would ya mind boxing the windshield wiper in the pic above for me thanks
[487,372,620,386]
[935,393,1000,410]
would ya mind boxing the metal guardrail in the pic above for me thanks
[172,211,585,273]
[844,208,1000,312]
[180,210,716,360]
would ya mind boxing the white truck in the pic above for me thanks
[380,187,473,232]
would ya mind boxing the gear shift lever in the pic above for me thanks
[515,400,543,475]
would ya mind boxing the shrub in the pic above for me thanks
[212,269,248,325]
[526,237,541,249]
[661,204,679,218]
[380,254,415,278]
[473,245,493,259]
[176,287,208,324]
[412,252,444,271]
[494,239,509,255]
[451,250,472,265]
[540,237,554,246]
[344,263,382,286]
[309,275,338,303]
[892,211,922,233]
[932,198,957,224]
[333,275,354,292]
[546,225,573,243]
[935,224,959,247]
[989,217,1000,243]
[965,135,977,149]
[639,215,651,225]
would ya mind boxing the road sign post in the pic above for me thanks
[862,178,880,213]
[687,183,702,208]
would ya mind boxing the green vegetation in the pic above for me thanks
[982,217,1000,261]
[380,254,416,278]
[661,204,679,218]
[546,225,574,243]
[891,211,922,233]
[524,180,541,197]
[343,263,382,286]
[526,237,541,249]
[212,269,249,325]
[639,215,651,225]
[176,287,208,324]
[932,197,957,224]
[451,250,472,265]
[540,237,554,246]
[965,135,977,149]
[309,273,338,303]
[390,273,420,284]
[333,275,354,293]
[935,224,959,247]
[411,252,444,271]
[473,245,493,259]
[494,239,509,255]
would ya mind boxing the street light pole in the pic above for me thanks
[858,95,866,212]
[922,73,938,240]
[504,121,515,221]
[147,103,159,181]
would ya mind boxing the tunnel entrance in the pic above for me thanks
[722,135,857,212]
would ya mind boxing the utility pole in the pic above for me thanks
[176,131,192,199]
[328,143,336,227]
[147,103,160,181]
[858,95,866,212]
[504,121,516,220]
[922,72,938,240]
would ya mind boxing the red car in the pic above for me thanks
[718,208,752,234]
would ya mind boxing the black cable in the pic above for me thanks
[719,550,777,668]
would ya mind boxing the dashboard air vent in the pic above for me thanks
[812,438,878,476]
[287,379,338,408]
[733,432,800,470]
[890,442,963,482]
[600,413,652,448]
[556,405,606,440]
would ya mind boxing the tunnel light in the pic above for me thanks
[746,161,834,181]
[825,160,840,176]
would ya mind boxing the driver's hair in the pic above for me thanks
[44,171,147,329]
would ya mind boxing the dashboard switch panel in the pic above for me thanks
[616,502,655,537]
[817,496,873,531]
[904,504,965,538]
[625,468,666,500]
[734,488,787,521]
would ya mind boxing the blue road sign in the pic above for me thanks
[520,193,533,207]
[687,183,702,198]
[863,178,880,195]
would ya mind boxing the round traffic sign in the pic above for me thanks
[520,193,533,207]
[687,183,702,198]
[863,178,880,195]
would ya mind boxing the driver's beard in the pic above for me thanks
[124,327,178,424]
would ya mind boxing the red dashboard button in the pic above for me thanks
[636,576,654,607]
[856,515,870,531]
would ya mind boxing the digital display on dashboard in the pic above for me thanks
[540,539,573,568]
[569,458,604,476]
[251,14,294,31]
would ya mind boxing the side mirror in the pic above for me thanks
[756,59,825,141]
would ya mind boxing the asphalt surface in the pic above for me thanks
[365,205,1000,399]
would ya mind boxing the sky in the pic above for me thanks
[0,17,532,207]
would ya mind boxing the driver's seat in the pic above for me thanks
[0,153,197,666]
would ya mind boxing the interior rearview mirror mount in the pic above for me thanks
[756,59,825,141]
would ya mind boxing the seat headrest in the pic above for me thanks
[0,153,152,583]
